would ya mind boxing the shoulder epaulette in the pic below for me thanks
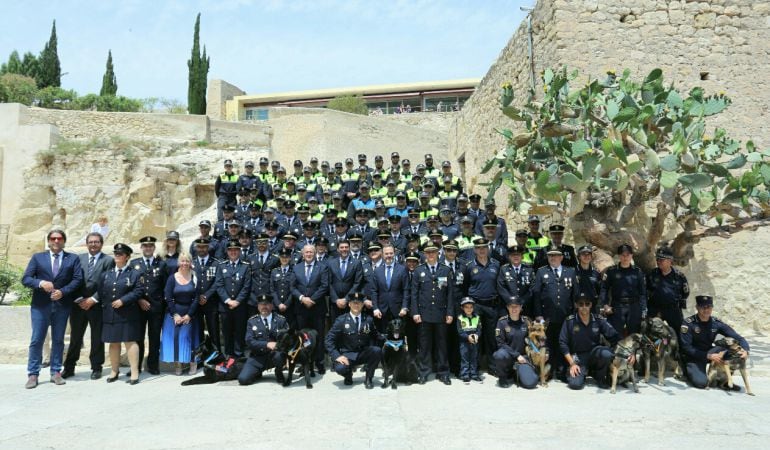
[248,314,260,321]
[498,315,508,321]
[684,315,694,323]
[566,314,575,320]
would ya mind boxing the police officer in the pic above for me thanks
[130,236,168,375]
[559,293,621,390]
[493,296,539,389]
[192,238,221,352]
[534,224,576,270]
[247,233,280,318]
[411,242,455,385]
[600,244,647,335]
[531,248,579,380]
[270,248,297,329]
[574,245,601,307]
[214,240,253,357]
[325,292,382,388]
[464,237,501,376]
[497,244,535,317]
[238,295,290,386]
[526,215,549,255]
[215,159,239,221]
[646,246,689,334]
[680,295,750,390]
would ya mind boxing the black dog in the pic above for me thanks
[275,328,318,389]
[381,318,420,389]
[181,335,245,386]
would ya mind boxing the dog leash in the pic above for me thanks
[287,336,304,363]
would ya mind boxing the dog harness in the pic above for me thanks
[384,339,405,351]
[525,337,542,354]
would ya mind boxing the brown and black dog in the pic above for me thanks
[641,317,681,385]
[524,318,550,387]
[707,337,754,396]
[610,333,643,394]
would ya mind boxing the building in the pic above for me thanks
[208,79,480,121]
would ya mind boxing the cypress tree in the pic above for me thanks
[187,13,210,115]
[100,50,118,96]
[38,20,61,88]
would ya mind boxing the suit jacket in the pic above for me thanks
[78,252,114,301]
[327,256,364,301]
[370,263,411,316]
[22,250,84,307]
[291,261,329,317]
[99,266,144,324]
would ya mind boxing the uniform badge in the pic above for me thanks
[134,264,141,270]
[252,326,257,331]
[275,273,281,278]
[573,325,580,333]
[504,326,511,333]
[421,272,426,277]
[680,325,689,334]
[223,269,228,274]
[472,268,479,274]
[602,273,607,281]
[544,274,549,279]
[694,326,701,334]
[495,328,500,336]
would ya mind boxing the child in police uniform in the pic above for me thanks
[457,298,482,383]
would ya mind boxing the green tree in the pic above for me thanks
[484,67,770,268]
[75,93,142,112]
[0,73,38,105]
[0,50,23,74]
[327,95,369,115]
[37,20,61,89]
[100,50,118,96]
[35,86,77,109]
[21,52,39,81]
[187,13,210,115]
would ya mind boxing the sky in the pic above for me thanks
[0,0,531,103]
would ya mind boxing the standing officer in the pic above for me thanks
[531,248,579,380]
[646,246,689,334]
[238,295,289,386]
[574,245,601,307]
[559,293,621,390]
[236,160,262,195]
[411,242,455,385]
[325,292,383,388]
[680,295,750,390]
[526,215,549,255]
[464,237,501,376]
[130,236,168,375]
[215,159,239,221]
[497,244,535,317]
[270,248,297,329]
[493,296,539,389]
[246,233,280,318]
[192,238,220,352]
[534,224,576,270]
[215,240,253,358]
[599,244,647,335]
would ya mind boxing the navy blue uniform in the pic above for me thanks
[531,265,579,377]
[680,314,749,388]
[464,258,500,374]
[214,259,252,357]
[238,313,290,385]
[410,263,455,379]
[600,264,647,334]
[246,252,280,317]
[325,313,382,381]
[492,315,538,388]
[646,268,689,333]
[559,313,619,389]
[130,256,168,373]
[497,263,535,316]
[270,266,297,329]
[534,243,577,270]
[575,264,601,309]
[193,255,220,352]
[99,266,145,343]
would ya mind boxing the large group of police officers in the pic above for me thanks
[86,153,749,391]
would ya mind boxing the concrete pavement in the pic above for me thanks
[0,363,767,449]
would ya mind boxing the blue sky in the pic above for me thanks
[0,0,531,102]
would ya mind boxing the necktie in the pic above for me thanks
[259,255,265,265]
[450,262,455,273]
[283,268,287,275]
[431,265,436,275]
[341,259,347,276]
[145,258,151,268]
[355,316,360,332]
[553,267,559,278]
[52,253,60,277]
[515,267,520,276]
[263,318,269,330]
[88,255,95,274]
[117,268,122,276]
[306,264,312,279]
[386,265,392,288]
[199,258,204,267]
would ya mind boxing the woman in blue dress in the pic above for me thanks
[160,253,200,375]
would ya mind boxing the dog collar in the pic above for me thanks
[385,339,405,350]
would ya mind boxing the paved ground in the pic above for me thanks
[1,363,768,449]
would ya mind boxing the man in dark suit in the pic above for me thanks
[411,242,456,385]
[327,240,364,321]
[215,240,253,358]
[130,236,169,375]
[192,238,220,352]
[62,232,114,380]
[22,229,84,388]
[291,244,330,373]
[370,245,410,333]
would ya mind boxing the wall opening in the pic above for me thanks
[700,72,710,81]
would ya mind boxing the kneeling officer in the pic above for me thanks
[238,295,289,385]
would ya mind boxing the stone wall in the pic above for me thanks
[23,108,211,142]
[207,79,247,120]
[209,120,272,147]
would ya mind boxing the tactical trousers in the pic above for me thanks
[492,348,539,389]
[566,346,613,390]
[333,346,383,379]
[238,351,286,385]
[607,302,642,336]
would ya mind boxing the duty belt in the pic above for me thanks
[615,297,637,305]
[473,297,498,307]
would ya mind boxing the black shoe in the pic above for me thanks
[498,379,510,388]
[106,374,119,383]
[124,369,141,377]
[441,376,452,386]
[316,365,326,375]
[471,375,483,382]
[128,379,140,385]
[61,368,75,379]
[418,376,427,385]
[729,385,741,392]
[344,376,353,386]
[462,376,471,383]
[90,370,102,380]
[147,368,160,375]
[364,378,374,389]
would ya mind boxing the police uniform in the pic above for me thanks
[646,250,689,333]
[215,162,239,221]
[492,309,539,389]
[247,250,280,317]
[680,295,749,389]
[130,242,169,374]
[464,250,501,374]
[99,263,144,343]
[214,251,252,357]
[270,263,297,329]
[559,312,619,390]
[192,250,221,352]
[410,259,455,382]
[497,261,535,317]
[531,260,579,377]
[575,264,601,305]
[325,300,382,386]
[238,309,290,385]
[600,261,647,334]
